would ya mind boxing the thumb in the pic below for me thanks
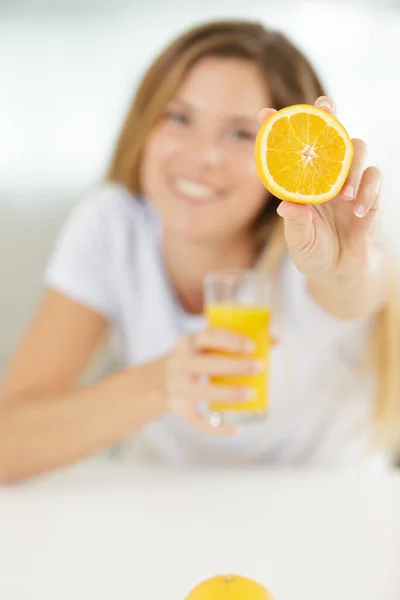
[277,201,315,253]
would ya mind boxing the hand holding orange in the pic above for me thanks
[254,102,353,204]
[185,574,273,599]
[254,96,382,285]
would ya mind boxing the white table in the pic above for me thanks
[0,458,399,600]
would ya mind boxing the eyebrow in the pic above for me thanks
[168,97,259,125]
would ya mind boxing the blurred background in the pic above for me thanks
[0,0,400,374]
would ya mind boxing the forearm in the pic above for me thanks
[307,249,390,319]
[0,359,166,483]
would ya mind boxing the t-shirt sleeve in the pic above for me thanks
[44,190,117,322]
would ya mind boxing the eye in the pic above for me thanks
[165,110,190,125]
[228,128,256,141]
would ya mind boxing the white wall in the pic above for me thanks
[1,0,400,366]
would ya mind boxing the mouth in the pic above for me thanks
[169,177,223,204]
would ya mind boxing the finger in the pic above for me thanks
[190,382,255,403]
[189,355,265,377]
[194,329,255,354]
[276,202,315,253]
[353,166,382,220]
[257,108,277,125]
[339,138,368,200]
[315,96,336,117]
[196,329,279,350]
[277,201,313,222]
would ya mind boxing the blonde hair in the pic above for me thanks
[107,19,400,453]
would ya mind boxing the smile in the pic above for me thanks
[172,178,217,200]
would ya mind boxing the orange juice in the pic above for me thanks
[206,304,270,414]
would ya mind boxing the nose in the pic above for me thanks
[189,128,224,167]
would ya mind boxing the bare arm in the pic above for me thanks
[0,290,165,483]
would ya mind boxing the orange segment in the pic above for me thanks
[254,104,353,204]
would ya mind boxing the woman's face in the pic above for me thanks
[140,57,272,242]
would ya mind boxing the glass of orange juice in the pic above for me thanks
[204,269,271,426]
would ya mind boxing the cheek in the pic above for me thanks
[141,135,175,200]
[140,133,184,214]
[144,132,183,173]
[240,155,261,184]
[232,156,267,208]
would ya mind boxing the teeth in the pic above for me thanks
[174,178,214,198]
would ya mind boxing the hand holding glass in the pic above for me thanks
[204,270,271,425]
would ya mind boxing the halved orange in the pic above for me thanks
[185,574,273,599]
[254,104,353,204]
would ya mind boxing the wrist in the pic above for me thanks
[306,250,388,320]
[116,358,168,425]
[309,269,368,293]
[147,356,169,418]
[308,245,384,290]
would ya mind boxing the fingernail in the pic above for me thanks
[245,340,256,353]
[354,204,367,218]
[242,388,255,401]
[342,184,356,199]
[318,101,331,110]
[252,361,266,373]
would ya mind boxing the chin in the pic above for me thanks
[158,199,246,241]
[171,222,216,241]
[163,214,217,240]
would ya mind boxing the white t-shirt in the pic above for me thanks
[44,183,382,467]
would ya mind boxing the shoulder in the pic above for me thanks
[68,182,145,226]
[54,182,152,254]
[44,183,149,321]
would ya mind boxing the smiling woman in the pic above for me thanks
[0,19,399,482]
[139,57,268,243]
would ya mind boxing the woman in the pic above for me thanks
[0,20,399,481]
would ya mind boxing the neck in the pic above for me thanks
[162,230,259,314]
